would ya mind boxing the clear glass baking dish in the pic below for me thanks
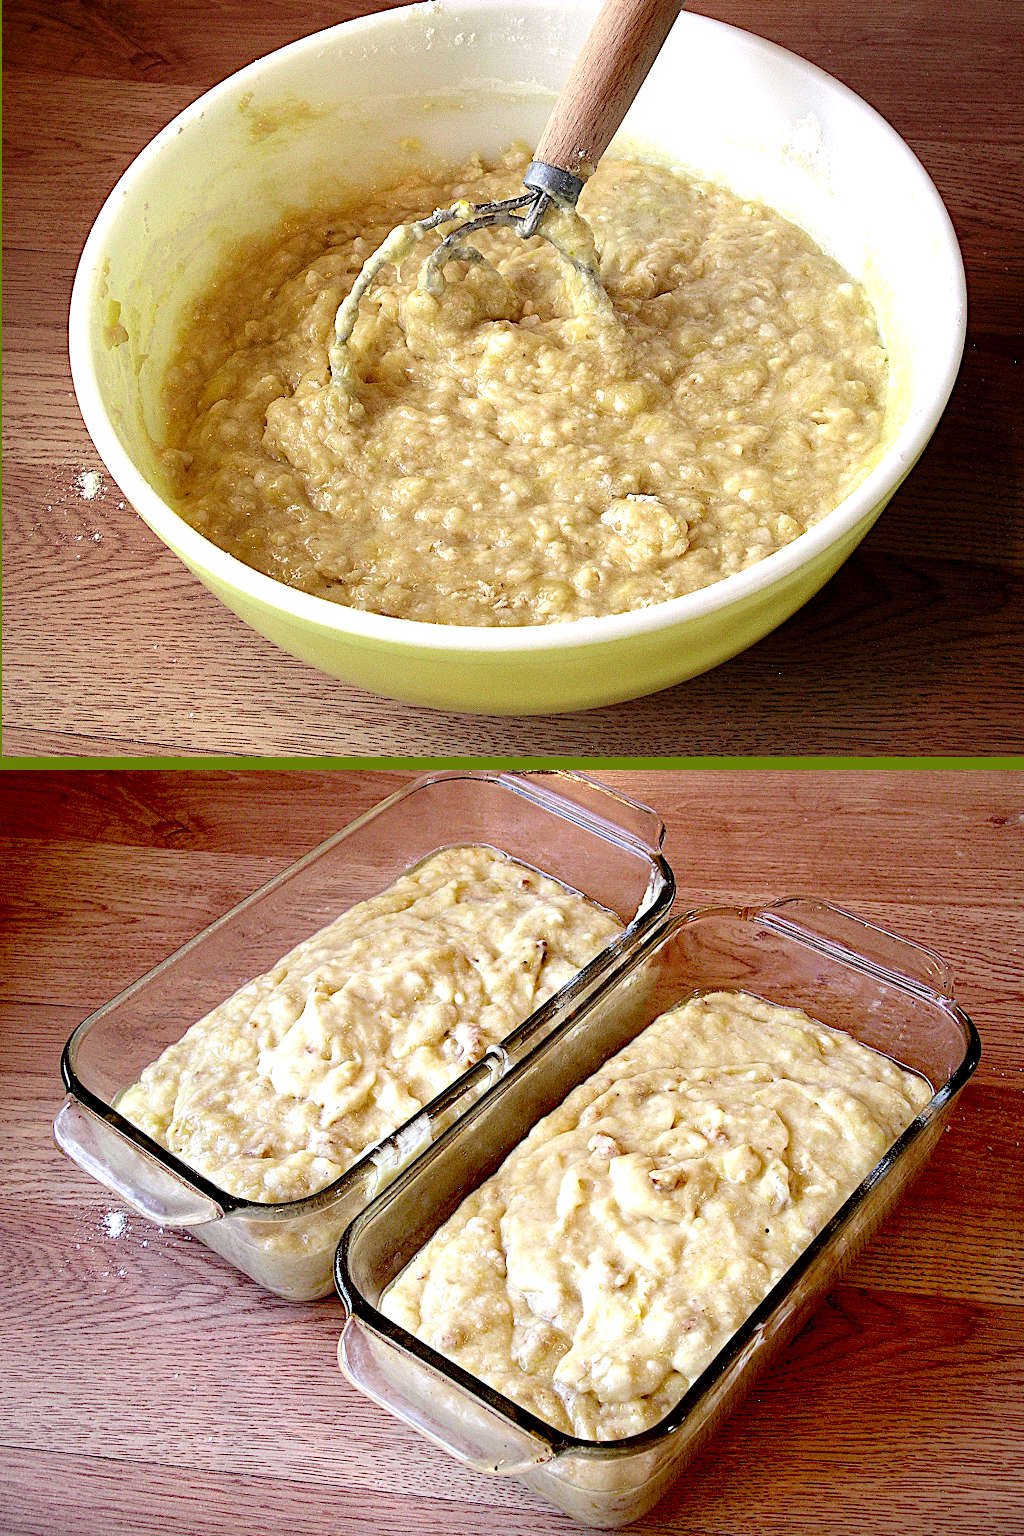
[335,898,980,1527]
[54,770,674,1300]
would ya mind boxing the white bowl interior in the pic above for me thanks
[70,0,964,646]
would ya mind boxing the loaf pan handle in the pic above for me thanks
[500,769,667,856]
[757,898,956,999]
[339,1317,554,1476]
[54,1097,222,1227]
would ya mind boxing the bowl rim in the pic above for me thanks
[67,1,968,657]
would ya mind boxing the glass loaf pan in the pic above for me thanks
[335,898,980,1528]
[54,770,674,1300]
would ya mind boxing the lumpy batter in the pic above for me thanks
[382,990,930,1440]
[116,846,621,1203]
[163,148,887,625]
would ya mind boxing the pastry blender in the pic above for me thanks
[329,0,682,383]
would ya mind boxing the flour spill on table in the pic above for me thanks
[102,1208,128,1239]
[76,469,104,501]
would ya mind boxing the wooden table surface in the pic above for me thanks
[3,0,1023,758]
[2,768,1021,1534]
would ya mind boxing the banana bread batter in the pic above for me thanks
[382,990,930,1439]
[117,846,621,1203]
[163,148,887,625]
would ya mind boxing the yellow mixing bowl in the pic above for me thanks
[69,1,965,714]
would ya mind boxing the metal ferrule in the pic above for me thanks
[522,161,587,206]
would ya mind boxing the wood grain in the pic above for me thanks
[2,769,1022,1534]
[533,0,682,174]
[2,0,1022,756]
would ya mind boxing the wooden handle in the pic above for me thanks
[534,0,682,179]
